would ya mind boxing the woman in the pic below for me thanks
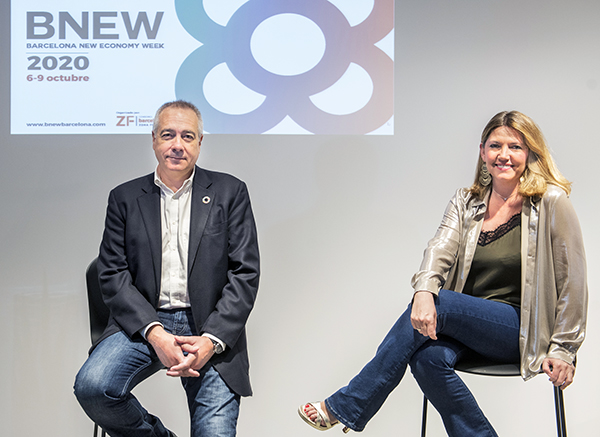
[298,111,587,436]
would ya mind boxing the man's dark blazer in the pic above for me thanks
[95,166,260,397]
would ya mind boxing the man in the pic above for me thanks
[74,100,260,437]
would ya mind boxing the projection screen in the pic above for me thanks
[11,0,394,135]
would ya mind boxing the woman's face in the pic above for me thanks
[480,126,529,188]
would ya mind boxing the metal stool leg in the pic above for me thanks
[421,396,428,437]
[554,386,567,437]
[93,423,106,437]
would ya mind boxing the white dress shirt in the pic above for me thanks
[155,170,193,309]
[142,168,225,352]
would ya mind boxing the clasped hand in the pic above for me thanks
[146,326,215,378]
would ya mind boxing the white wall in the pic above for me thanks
[1,1,598,436]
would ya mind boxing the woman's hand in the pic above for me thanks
[542,357,575,389]
[411,291,438,340]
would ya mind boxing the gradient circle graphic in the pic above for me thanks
[174,0,393,134]
[251,14,326,76]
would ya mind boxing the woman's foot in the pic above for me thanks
[304,402,338,426]
[298,401,349,432]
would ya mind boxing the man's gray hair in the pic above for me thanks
[152,100,203,135]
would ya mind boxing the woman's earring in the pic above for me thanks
[519,166,528,184]
[479,162,491,186]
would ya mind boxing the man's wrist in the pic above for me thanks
[144,322,164,341]
[202,333,225,354]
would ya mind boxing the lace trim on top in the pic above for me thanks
[478,213,521,246]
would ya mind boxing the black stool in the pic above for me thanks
[420,355,567,436]
[86,258,109,437]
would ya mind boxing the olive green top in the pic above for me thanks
[462,213,521,307]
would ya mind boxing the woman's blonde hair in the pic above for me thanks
[470,111,571,199]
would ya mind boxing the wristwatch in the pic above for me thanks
[210,338,224,354]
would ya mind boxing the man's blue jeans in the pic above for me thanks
[74,309,240,437]
[325,290,520,436]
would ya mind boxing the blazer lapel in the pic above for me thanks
[137,176,162,293]
[188,167,214,273]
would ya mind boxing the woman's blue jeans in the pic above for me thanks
[74,309,240,437]
[325,290,520,436]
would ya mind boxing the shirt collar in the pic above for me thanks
[154,167,195,197]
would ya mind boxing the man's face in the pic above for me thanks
[152,107,202,180]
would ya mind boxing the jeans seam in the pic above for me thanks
[438,309,520,331]
[103,359,160,400]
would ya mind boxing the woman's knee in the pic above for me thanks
[409,342,460,380]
